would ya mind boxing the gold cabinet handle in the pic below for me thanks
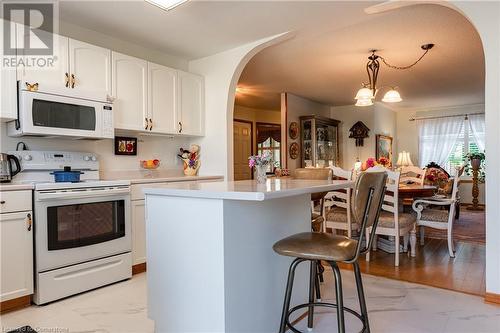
[71,74,76,88]
[149,118,153,131]
[145,117,149,130]
[27,213,32,231]
[65,73,70,87]
[178,122,182,133]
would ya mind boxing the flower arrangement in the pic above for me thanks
[177,144,201,176]
[425,167,449,190]
[378,156,390,167]
[248,152,274,183]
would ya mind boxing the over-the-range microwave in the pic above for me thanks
[8,86,114,139]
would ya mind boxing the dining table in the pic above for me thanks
[398,183,438,200]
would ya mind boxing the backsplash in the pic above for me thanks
[0,125,191,172]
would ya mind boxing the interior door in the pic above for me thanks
[148,62,177,134]
[233,121,252,181]
[69,39,111,96]
[112,52,148,131]
[18,28,68,91]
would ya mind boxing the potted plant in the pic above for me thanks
[248,152,274,184]
[464,151,485,182]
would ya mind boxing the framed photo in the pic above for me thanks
[289,142,299,159]
[376,134,393,166]
[114,136,137,155]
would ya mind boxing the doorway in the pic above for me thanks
[233,120,253,180]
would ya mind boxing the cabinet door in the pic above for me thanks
[112,52,148,131]
[18,30,69,91]
[131,200,146,265]
[178,71,204,136]
[148,63,178,134]
[0,19,17,121]
[0,211,33,302]
[69,39,111,96]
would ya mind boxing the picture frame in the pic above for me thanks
[289,121,299,139]
[114,136,138,155]
[376,134,393,166]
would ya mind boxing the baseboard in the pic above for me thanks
[132,262,147,275]
[0,295,31,313]
[485,292,500,305]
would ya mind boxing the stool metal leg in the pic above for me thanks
[353,261,370,333]
[329,261,346,333]
[315,264,321,301]
[307,260,317,330]
[279,258,303,333]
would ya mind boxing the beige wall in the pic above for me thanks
[283,92,331,171]
[330,102,396,170]
[233,104,281,156]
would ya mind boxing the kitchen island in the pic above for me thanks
[144,178,353,333]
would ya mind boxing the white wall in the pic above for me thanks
[0,126,190,172]
[396,104,484,167]
[283,92,331,170]
[330,102,396,170]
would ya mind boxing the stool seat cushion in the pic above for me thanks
[273,232,358,262]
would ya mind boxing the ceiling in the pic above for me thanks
[236,4,484,110]
[58,1,484,111]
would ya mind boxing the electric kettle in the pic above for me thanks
[0,153,21,183]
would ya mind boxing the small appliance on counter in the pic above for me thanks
[0,153,21,183]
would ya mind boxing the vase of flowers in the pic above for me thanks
[177,145,201,176]
[248,152,273,184]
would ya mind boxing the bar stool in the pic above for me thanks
[273,172,387,333]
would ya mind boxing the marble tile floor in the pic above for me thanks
[1,271,499,333]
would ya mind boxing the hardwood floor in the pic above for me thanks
[339,239,486,296]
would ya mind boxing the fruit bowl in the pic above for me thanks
[140,159,160,170]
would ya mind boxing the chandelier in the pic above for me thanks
[354,44,434,106]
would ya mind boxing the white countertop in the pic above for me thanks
[100,170,223,184]
[144,179,353,201]
[0,183,34,191]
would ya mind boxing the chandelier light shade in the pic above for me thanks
[382,88,402,103]
[397,151,414,167]
[354,44,434,107]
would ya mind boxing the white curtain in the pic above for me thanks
[468,114,486,152]
[417,116,464,167]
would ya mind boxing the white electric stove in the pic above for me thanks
[9,151,132,305]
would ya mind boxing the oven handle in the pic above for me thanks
[36,187,130,201]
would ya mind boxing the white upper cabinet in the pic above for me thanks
[178,71,204,136]
[112,52,148,131]
[0,19,18,121]
[18,32,69,91]
[148,62,178,134]
[69,39,111,96]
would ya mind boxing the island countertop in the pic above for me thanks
[143,178,353,201]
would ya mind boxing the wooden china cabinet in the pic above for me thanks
[300,115,340,168]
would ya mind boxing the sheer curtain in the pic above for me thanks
[468,114,485,151]
[417,116,464,167]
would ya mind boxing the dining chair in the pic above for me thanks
[324,166,354,237]
[400,166,426,185]
[412,167,464,257]
[365,166,417,266]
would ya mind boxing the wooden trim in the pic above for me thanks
[0,295,31,314]
[284,92,288,169]
[132,262,147,275]
[485,292,500,305]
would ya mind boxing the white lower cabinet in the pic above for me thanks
[131,200,146,265]
[0,210,33,302]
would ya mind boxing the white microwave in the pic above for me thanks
[8,87,114,139]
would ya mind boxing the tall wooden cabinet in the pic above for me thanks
[300,115,340,168]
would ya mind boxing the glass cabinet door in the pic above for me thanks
[300,116,340,168]
[302,120,313,167]
[315,123,338,168]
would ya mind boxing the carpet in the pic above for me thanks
[423,206,485,244]
[7,327,37,333]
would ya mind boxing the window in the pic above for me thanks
[256,123,281,173]
[445,118,484,175]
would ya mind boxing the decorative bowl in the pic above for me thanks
[140,159,160,170]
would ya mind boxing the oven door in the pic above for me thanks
[35,186,131,272]
[18,90,112,139]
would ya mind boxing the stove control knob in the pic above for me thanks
[91,156,97,162]
[83,156,90,161]
[24,155,32,161]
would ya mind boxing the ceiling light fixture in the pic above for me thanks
[354,44,434,106]
[145,0,189,11]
